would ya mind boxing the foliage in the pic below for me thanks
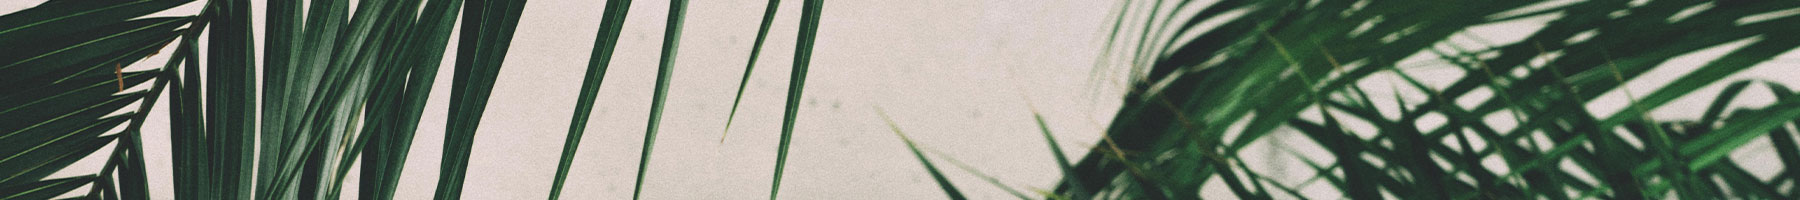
[0,0,822,199]
[890,0,1800,199]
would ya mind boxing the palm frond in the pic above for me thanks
[1025,0,1800,199]
[0,1,189,199]
[4,0,833,199]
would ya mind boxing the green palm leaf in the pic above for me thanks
[878,108,969,200]
[434,0,529,199]
[719,0,781,142]
[0,2,187,199]
[1,0,835,199]
[769,0,823,199]
[547,0,633,199]
[631,0,689,199]
[1010,0,1800,199]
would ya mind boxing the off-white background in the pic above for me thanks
[8,0,1800,199]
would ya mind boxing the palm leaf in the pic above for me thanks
[0,1,188,198]
[0,175,97,200]
[540,0,633,197]
[631,0,689,199]
[719,0,782,142]
[548,0,633,199]
[878,108,969,200]
[203,0,255,198]
[769,0,823,198]
[433,0,529,199]
[1040,0,1800,199]
[1,0,831,199]
[359,0,463,199]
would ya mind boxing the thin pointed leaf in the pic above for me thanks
[632,0,688,199]
[923,146,1032,200]
[434,0,530,199]
[203,0,255,198]
[1700,81,1755,127]
[0,0,192,48]
[548,0,633,199]
[0,17,187,88]
[877,108,968,200]
[1032,110,1089,199]
[0,175,97,200]
[256,0,301,195]
[166,32,206,200]
[719,0,781,142]
[769,0,822,199]
[1681,95,1800,170]
[0,134,118,187]
[360,0,464,199]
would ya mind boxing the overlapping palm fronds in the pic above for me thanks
[1065,0,1800,199]
[894,0,1800,199]
[0,0,825,199]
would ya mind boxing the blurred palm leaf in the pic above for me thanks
[1008,0,1800,199]
[878,108,971,200]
